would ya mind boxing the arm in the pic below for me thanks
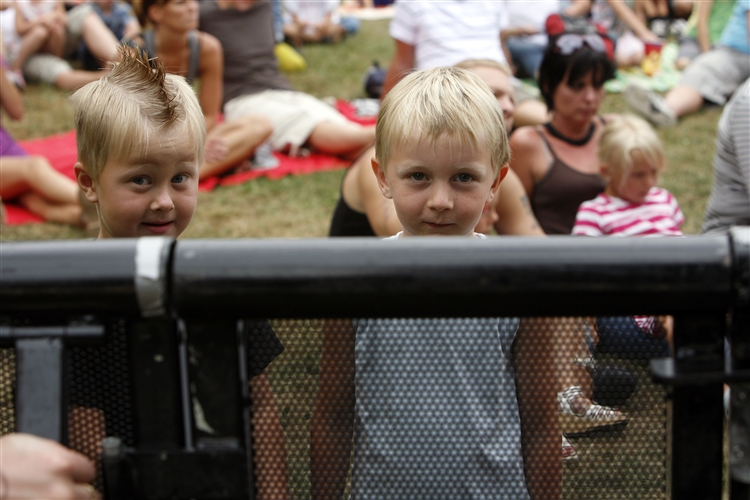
[249,373,291,500]
[14,2,38,36]
[695,0,714,53]
[310,319,356,500]
[508,127,545,197]
[197,32,223,133]
[0,65,24,120]
[381,39,414,100]
[514,319,562,500]
[0,433,98,499]
[492,168,545,236]
[563,0,592,17]
[605,0,660,41]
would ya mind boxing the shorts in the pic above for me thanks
[677,36,702,62]
[224,89,350,150]
[0,126,28,157]
[680,46,750,105]
[595,316,670,361]
[22,4,92,84]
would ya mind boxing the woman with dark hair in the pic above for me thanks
[511,33,616,235]
[510,34,630,449]
[130,0,274,181]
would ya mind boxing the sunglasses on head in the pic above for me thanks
[555,33,607,55]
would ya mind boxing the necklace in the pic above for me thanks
[544,122,596,146]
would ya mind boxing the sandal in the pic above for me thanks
[558,385,628,437]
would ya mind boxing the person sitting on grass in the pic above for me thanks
[311,66,561,500]
[571,114,678,361]
[0,61,90,227]
[624,0,749,127]
[71,45,290,500]
[133,0,276,181]
[199,0,375,161]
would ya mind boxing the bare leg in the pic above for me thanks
[80,11,119,65]
[283,22,304,47]
[200,115,274,181]
[555,317,595,403]
[41,24,66,58]
[664,84,704,119]
[54,68,109,91]
[10,26,50,71]
[306,121,375,159]
[249,373,290,500]
[1,156,78,203]
[1,156,83,225]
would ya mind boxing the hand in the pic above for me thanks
[0,433,99,500]
[639,30,662,43]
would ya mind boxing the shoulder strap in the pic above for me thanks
[534,126,558,163]
[141,30,156,58]
[186,30,200,85]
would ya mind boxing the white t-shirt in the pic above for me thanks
[282,0,340,26]
[506,0,560,46]
[389,0,509,69]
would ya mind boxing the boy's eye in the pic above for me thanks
[410,173,426,181]
[132,176,150,186]
[172,174,188,183]
[456,173,473,183]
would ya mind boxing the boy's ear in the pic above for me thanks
[487,164,509,203]
[599,163,611,181]
[372,157,392,199]
[74,162,99,204]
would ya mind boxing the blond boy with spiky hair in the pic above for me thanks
[312,67,561,500]
[70,45,290,500]
[73,44,205,240]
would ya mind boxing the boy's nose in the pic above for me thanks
[151,189,175,212]
[427,185,453,211]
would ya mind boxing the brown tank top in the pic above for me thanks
[530,128,606,235]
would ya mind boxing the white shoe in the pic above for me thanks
[562,435,578,461]
[624,84,677,127]
[558,386,628,436]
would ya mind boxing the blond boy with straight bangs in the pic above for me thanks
[313,67,562,499]
[72,44,206,240]
[372,66,509,238]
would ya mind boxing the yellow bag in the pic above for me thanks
[275,43,307,73]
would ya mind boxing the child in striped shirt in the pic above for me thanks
[573,114,678,350]
[572,114,684,237]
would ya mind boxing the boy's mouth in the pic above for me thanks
[142,221,175,234]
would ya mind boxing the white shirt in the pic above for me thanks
[282,0,340,26]
[389,0,509,69]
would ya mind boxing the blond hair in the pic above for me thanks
[598,114,666,186]
[71,44,206,181]
[375,66,509,176]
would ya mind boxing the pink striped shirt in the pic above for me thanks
[572,187,685,237]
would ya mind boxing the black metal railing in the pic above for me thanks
[1,229,748,499]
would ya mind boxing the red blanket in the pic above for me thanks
[4,99,376,226]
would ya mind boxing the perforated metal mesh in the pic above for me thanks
[0,348,15,435]
[1,316,669,499]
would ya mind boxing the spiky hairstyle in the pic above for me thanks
[71,44,205,180]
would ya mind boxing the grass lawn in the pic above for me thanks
[1,18,724,500]
[0,18,722,241]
